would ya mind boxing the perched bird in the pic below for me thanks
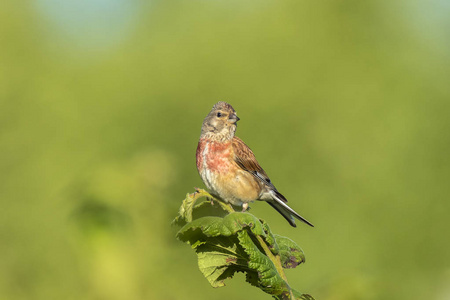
[196,101,313,227]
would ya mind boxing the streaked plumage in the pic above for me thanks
[196,101,313,227]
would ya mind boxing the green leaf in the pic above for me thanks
[274,235,305,269]
[177,213,293,295]
[177,212,266,242]
[196,236,250,287]
[191,201,230,220]
[176,213,262,288]
[260,219,279,255]
[237,230,290,295]
[172,189,232,227]
[172,192,197,227]
[174,189,315,299]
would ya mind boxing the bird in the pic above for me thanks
[196,101,313,228]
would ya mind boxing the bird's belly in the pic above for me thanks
[201,169,260,206]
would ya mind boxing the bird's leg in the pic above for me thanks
[242,203,249,212]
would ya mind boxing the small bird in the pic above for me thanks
[196,101,313,227]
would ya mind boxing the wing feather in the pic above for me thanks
[232,137,278,192]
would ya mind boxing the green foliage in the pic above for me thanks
[174,189,314,300]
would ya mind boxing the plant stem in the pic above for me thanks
[256,235,295,299]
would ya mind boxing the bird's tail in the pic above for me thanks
[267,191,314,228]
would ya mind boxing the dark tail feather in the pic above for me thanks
[268,192,314,228]
[267,201,297,227]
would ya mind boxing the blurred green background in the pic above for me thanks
[1,0,450,299]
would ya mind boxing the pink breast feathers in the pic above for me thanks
[207,141,232,173]
[196,140,206,172]
[197,139,232,174]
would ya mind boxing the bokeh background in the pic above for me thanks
[1,0,450,299]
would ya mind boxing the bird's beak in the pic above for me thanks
[229,113,240,124]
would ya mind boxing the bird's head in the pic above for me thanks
[200,101,240,141]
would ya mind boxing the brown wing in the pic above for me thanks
[232,137,273,186]
[232,136,289,204]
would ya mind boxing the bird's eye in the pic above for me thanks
[216,112,222,117]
